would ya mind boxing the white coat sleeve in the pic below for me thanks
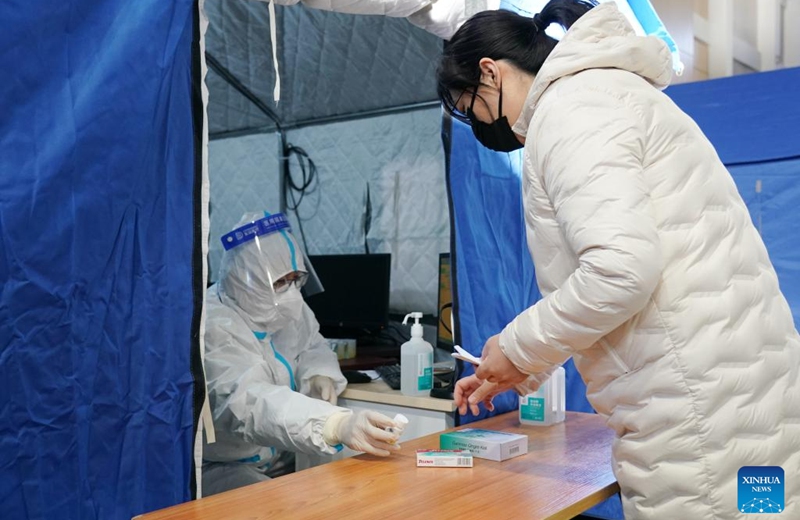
[294,305,348,397]
[499,90,663,374]
[205,315,348,455]
[249,0,496,40]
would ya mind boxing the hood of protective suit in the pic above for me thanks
[512,2,672,137]
[218,212,307,333]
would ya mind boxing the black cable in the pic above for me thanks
[283,143,317,251]
[387,322,411,342]
[364,183,371,254]
[376,331,401,347]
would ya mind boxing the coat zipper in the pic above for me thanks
[599,338,630,374]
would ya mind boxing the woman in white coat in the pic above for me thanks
[440,1,800,518]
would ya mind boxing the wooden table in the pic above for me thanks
[138,412,619,520]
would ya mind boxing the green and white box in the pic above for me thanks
[416,449,473,467]
[439,429,528,462]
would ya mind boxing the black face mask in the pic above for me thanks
[466,87,524,152]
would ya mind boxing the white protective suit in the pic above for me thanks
[202,213,349,495]
[261,0,493,39]
[497,4,800,519]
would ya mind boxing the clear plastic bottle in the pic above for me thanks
[519,366,566,426]
[400,312,434,397]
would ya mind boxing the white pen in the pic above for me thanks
[452,345,530,395]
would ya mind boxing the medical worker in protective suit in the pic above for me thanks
[202,212,401,496]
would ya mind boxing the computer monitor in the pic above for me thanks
[437,253,454,350]
[305,253,391,333]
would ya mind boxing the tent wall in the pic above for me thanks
[208,132,282,280]
[0,1,204,519]
[208,106,448,314]
[204,0,441,135]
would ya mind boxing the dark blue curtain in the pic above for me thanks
[0,1,204,518]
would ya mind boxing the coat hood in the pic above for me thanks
[512,2,673,136]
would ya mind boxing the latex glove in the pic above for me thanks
[474,334,528,388]
[323,410,401,457]
[309,375,338,405]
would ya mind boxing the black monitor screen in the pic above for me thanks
[305,253,391,331]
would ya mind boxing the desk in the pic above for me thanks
[340,378,456,413]
[138,412,619,520]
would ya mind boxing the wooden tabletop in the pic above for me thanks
[340,379,457,413]
[138,412,618,520]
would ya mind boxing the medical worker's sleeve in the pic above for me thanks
[205,315,346,455]
[499,90,663,374]
[250,0,493,40]
[294,305,347,398]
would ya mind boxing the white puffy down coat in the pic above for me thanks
[497,4,800,519]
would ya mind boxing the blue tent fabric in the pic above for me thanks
[0,2,203,519]
[444,118,540,423]
[665,67,800,165]
[724,159,800,327]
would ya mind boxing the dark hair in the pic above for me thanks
[437,0,597,121]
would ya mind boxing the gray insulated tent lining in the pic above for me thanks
[205,0,443,135]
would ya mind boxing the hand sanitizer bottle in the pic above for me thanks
[519,366,566,426]
[400,312,434,397]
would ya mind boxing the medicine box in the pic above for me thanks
[439,429,528,462]
[416,450,473,468]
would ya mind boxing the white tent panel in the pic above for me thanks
[207,106,448,314]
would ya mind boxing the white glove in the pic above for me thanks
[309,375,338,405]
[323,410,401,457]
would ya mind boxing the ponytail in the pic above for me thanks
[437,0,597,121]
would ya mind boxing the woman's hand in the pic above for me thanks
[454,375,519,415]
[454,375,489,415]
[474,334,528,387]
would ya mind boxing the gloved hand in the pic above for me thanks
[309,375,338,405]
[323,410,401,457]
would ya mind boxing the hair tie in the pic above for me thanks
[533,13,546,32]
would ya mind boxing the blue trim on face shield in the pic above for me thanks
[264,211,298,271]
[220,213,291,251]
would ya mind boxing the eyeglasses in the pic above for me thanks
[272,271,309,293]
[448,89,474,124]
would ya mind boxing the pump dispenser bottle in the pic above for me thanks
[400,312,434,397]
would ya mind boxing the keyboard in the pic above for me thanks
[376,364,402,390]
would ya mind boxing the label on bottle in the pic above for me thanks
[417,353,432,391]
[520,396,545,422]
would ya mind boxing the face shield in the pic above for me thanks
[217,212,312,334]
